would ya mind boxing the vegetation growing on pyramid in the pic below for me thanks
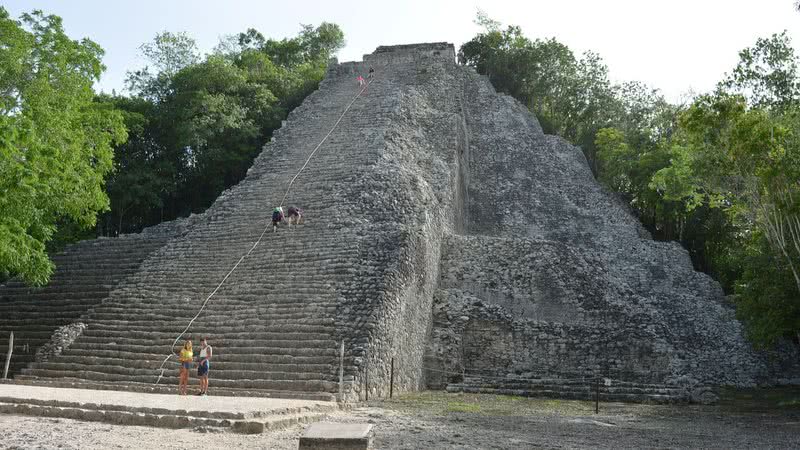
[461,14,800,346]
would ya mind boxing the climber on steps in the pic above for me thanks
[287,206,304,227]
[368,66,375,79]
[271,207,284,232]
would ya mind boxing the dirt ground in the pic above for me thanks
[1,389,799,449]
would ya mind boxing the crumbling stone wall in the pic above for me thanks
[331,45,467,399]
[425,61,800,389]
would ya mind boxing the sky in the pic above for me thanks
[3,0,799,102]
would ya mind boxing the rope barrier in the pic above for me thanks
[421,366,596,383]
[154,75,374,384]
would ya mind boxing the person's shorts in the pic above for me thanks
[182,362,192,370]
[198,361,209,376]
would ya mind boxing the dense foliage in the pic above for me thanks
[1,7,343,285]
[101,24,344,234]
[461,15,800,346]
[0,8,126,285]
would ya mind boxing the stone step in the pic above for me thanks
[87,308,338,319]
[0,300,105,309]
[82,315,337,326]
[4,378,338,401]
[29,360,336,376]
[20,370,340,391]
[0,391,335,433]
[461,376,684,391]
[0,329,59,341]
[80,327,334,339]
[446,384,689,404]
[48,352,336,366]
[0,318,85,328]
[460,380,687,396]
[104,300,334,311]
[0,289,112,299]
[86,310,337,321]
[54,250,157,259]
[66,343,339,356]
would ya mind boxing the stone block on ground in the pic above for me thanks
[299,422,373,450]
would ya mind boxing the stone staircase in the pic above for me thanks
[0,224,182,377]
[10,58,399,400]
[446,376,690,404]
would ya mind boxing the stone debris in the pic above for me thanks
[34,322,87,363]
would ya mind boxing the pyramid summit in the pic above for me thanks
[1,43,798,402]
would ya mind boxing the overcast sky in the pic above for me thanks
[4,0,799,102]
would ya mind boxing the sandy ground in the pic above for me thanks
[1,391,799,449]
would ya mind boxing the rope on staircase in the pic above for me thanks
[279,77,374,208]
[154,75,375,385]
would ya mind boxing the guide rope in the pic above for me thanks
[154,76,374,385]
[278,77,373,208]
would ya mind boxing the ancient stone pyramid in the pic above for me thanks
[1,44,796,402]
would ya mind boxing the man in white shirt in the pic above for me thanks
[197,337,212,396]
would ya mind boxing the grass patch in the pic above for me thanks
[717,386,800,412]
[377,391,597,417]
[447,401,481,413]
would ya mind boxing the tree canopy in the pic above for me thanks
[0,8,126,285]
[1,9,343,285]
[101,22,344,235]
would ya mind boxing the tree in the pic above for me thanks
[126,31,200,101]
[0,8,126,285]
[459,15,623,172]
[100,95,171,233]
[102,23,345,235]
[647,92,800,345]
[721,31,799,110]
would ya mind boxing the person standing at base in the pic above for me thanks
[177,340,193,395]
[197,337,212,396]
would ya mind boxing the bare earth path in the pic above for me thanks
[2,391,799,449]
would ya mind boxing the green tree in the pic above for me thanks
[101,95,172,233]
[126,31,200,102]
[0,8,126,285]
[458,15,621,172]
[104,23,345,235]
[721,31,799,110]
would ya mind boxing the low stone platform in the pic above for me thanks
[4,377,337,402]
[299,422,373,450]
[0,384,337,433]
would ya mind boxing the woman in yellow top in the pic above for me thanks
[177,340,193,395]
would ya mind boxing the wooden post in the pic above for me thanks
[595,377,600,414]
[389,357,395,399]
[338,341,344,401]
[365,356,369,402]
[3,331,13,380]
